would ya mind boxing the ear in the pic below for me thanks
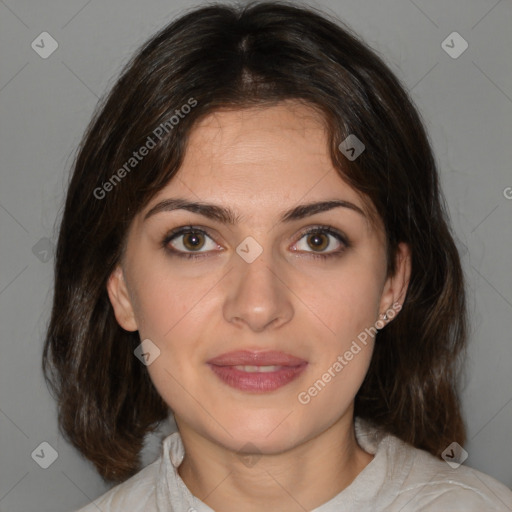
[378,242,411,322]
[106,265,138,331]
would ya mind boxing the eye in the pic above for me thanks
[162,226,220,259]
[292,226,350,259]
[162,224,350,260]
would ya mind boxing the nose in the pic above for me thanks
[222,248,294,332]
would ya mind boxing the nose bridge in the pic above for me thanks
[222,242,294,331]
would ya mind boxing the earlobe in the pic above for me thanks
[106,265,138,332]
[379,242,412,322]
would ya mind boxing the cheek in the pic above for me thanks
[131,270,209,412]
[295,347,372,437]
[299,260,383,342]
[128,260,219,399]
[297,276,378,415]
[128,257,209,339]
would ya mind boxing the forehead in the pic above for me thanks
[171,103,359,200]
[141,101,380,234]
[185,100,327,156]
[184,101,328,164]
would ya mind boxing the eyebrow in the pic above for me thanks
[143,197,366,224]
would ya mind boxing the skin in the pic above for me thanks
[107,100,411,512]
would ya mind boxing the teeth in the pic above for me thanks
[234,365,282,372]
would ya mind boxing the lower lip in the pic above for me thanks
[208,363,308,392]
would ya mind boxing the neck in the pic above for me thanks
[176,415,373,512]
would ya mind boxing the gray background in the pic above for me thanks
[0,0,511,511]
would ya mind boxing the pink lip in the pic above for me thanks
[207,350,308,393]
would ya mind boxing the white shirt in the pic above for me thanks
[74,417,512,511]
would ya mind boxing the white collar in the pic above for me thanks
[154,417,405,512]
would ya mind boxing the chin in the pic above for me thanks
[209,412,307,453]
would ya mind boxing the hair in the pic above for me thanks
[42,0,468,483]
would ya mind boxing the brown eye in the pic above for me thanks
[182,231,206,251]
[293,226,350,260]
[163,227,219,259]
[306,232,329,252]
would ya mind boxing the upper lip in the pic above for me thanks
[207,350,307,366]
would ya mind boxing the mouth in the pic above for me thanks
[232,365,284,372]
[206,350,308,393]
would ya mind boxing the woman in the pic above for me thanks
[42,1,512,510]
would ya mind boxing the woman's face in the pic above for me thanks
[108,100,410,455]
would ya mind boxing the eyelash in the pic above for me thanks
[161,225,350,260]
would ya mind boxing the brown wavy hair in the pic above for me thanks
[43,0,467,483]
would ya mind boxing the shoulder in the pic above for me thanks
[72,458,160,512]
[387,439,512,511]
[355,418,512,510]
